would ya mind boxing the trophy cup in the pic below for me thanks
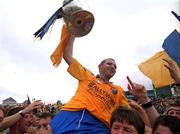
[34,0,95,39]
[62,0,95,37]
[33,0,95,66]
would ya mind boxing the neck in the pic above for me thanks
[9,125,23,134]
[99,74,110,83]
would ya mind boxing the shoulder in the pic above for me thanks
[112,84,123,90]
[68,58,95,79]
[111,84,124,93]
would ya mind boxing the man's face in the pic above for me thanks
[153,125,172,134]
[0,109,4,123]
[111,121,138,134]
[165,106,180,119]
[19,113,34,133]
[99,59,117,79]
[39,116,52,127]
[32,115,40,127]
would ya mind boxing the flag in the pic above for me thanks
[27,94,31,104]
[138,51,180,88]
[171,11,180,21]
[33,0,73,39]
[50,24,69,67]
[162,30,180,67]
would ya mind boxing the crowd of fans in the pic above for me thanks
[0,43,180,134]
[152,96,180,114]
[0,7,179,133]
[0,94,179,134]
[0,47,179,134]
[0,58,180,134]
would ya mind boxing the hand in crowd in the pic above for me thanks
[127,76,160,126]
[145,125,152,134]
[127,76,149,103]
[163,58,180,83]
[22,100,43,114]
[129,100,151,127]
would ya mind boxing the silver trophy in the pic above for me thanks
[34,0,95,39]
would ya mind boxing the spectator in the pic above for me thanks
[152,115,180,134]
[164,100,180,119]
[0,100,43,132]
[129,100,151,127]
[163,58,180,95]
[127,76,159,126]
[110,106,145,134]
[36,124,52,134]
[38,112,54,128]
[0,106,5,123]
[7,107,34,134]
[26,114,40,134]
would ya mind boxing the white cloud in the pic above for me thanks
[0,0,179,103]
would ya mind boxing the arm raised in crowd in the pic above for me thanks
[163,58,180,93]
[127,76,159,126]
[163,58,180,83]
[0,100,43,131]
[129,100,152,134]
[129,100,151,127]
[63,34,75,66]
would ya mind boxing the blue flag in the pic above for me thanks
[33,0,73,40]
[162,30,180,67]
[171,11,180,21]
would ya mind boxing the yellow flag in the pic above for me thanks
[138,51,180,88]
[50,24,69,67]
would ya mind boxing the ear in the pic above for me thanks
[98,63,103,71]
[99,61,104,68]
[98,64,100,69]
[16,120,20,126]
[98,63,101,70]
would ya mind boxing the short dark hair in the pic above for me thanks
[164,100,180,114]
[110,106,145,134]
[7,107,23,116]
[37,112,54,119]
[98,58,115,67]
[153,115,180,134]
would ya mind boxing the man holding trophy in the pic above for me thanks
[34,0,129,133]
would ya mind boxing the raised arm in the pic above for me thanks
[63,35,75,65]
[163,58,180,93]
[127,76,159,126]
[0,100,43,131]
[129,100,151,127]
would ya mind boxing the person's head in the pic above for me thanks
[19,113,34,133]
[153,115,180,134]
[0,105,5,123]
[110,106,145,134]
[38,112,54,126]
[164,101,180,119]
[98,58,117,80]
[8,107,34,133]
[30,114,40,126]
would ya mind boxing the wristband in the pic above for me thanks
[176,83,180,86]
[142,101,153,109]
[18,110,24,117]
[171,83,180,88]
